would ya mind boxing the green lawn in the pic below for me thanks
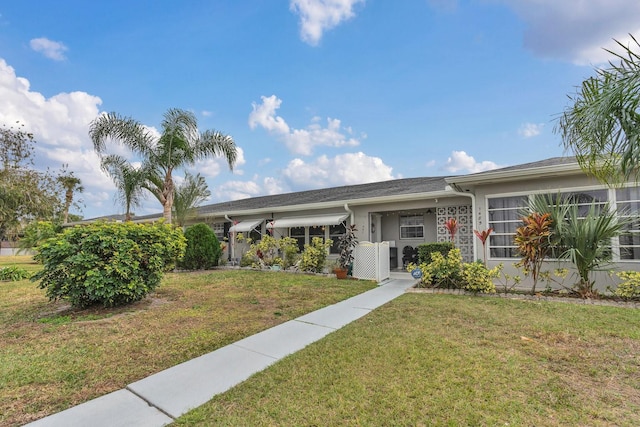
[0,256,375,426]
[176,294,640,426]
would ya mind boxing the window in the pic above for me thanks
[400,215,424,239]
[290,227,305,252]
[329,223,346,254]
[212,223,225,240]
[487,189,611,259]
[487,196,528,258]
[617,187,640,260]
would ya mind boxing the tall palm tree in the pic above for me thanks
[172,171,211,227]
[557,35,640,184]
[100,155,148,221]
[57,173,84,224]
[90,108,237,223]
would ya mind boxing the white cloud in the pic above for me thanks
[282,151,395,188]
[444,151,500,173]
[214,179,263,201]
[518,122,543,138]
[249,95,360,155]
[425,159,436,167]
[193,146,246,177]
[497,0,640,65]
[0,58,118,216]
[290,0,365,45]
[201,110,213,117]
[29,37,68,61]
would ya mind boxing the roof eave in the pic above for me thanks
[445,162,582,186]
[199,190,459,219]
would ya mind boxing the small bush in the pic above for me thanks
[299,237,333,273]
[244,235,299,269]
[410,248,496,293]
[0,265,31,281]
[417,242,454,264]
[462,261,497,294]
[32,221,186,308]
[615,271,640,300]
[179,223,221,270]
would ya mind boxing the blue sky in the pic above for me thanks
[1,0,640,219]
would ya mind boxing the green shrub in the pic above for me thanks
[18,221,62,254]
[410,248,496,294]
[299,237,333,273]
[615,271,640,300]
[179,223,221,270]
[417,242,454,264]
[462,261,498,294]
[244,235,299,269]
[0,265,31,281]
[32,221,186,308]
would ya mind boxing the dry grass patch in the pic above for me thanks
[0,261,375,426]
[176,294,640,426]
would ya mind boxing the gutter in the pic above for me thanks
[344,203,354,225]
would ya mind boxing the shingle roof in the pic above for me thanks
[464,156,578,176]
[196,175,452,216]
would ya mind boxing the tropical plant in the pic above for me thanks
[57,168,84,224]
[514,212,553,294]
[244,235,299,269]
[409,248,497,293]
[0,265,31,281]
[614,271,640,299]
[299,237,333,273]
[90,108,237,223]
[173,172,211,227]
[337,224,358,270]
[557,34,640,185]
[556,203,627,297]
[474,227,493,265]
[100,155,149,221]
[32,221,186,308]
[444,218,458,244]
[179,223,221,270]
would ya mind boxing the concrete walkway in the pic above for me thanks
[26,276,416,427]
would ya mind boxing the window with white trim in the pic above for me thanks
[400,214,424,239]
[487,195,528,258]
[212,223,225,240]
[487,189,611,260]
[617,187,640,260]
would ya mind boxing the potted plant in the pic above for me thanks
[334,224,358,279]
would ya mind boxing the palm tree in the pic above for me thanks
[90,108,237,223]
[57,172,84,224]
[172,171,211,227]
[100,155,148,221]
[557,35,640,184]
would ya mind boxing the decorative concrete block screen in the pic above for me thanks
[436,205,473,262]
[353,241,390,282]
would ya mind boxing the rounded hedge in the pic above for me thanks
[179,223,222,270]
[32,221,186,308]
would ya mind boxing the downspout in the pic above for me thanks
[344,203,354,225]
[225,214,234,262]
[446,184,477,261]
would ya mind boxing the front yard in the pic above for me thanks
[0,256,375,426]
[176,294,640,426]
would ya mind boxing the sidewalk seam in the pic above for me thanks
[124,386,176,421]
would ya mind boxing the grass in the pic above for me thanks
[175,294,640,426]
[0,255,376,426]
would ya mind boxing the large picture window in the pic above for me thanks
[400,215,424,239]
[487,189,614,260]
